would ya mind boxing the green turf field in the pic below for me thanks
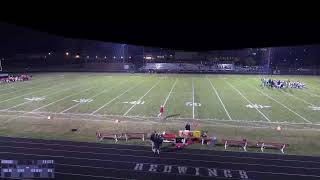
[1,73,320,155]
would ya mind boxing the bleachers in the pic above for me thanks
[141,63,263,73]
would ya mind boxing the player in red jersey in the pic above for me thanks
[158,105,164,118]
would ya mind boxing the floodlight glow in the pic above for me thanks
[65,52,69,56]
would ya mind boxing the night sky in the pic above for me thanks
[0,22,319,67]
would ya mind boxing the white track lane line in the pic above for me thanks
[225,81,271,122]
[59,80,129,113]
[55,171,133,180]
[255,88,311,124]
[123,80,160,116]
[1,151,319,179]
[162,79,177,107]
[0,152,320,178]
[1,139,320,164]
[207,77,232,120]
[0,147,320,171]
[90,80,146,115]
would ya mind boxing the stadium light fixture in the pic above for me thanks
[129,56,132,59]
[48,52,51,55]
[121,56,123,59]
[113,56,116,59]
[104,56,107,59]
[75,55,80,58]
[65,52,69,56]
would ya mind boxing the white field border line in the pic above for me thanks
[55,171,133,180]
[1,111,318,130]
[59,80,129,113]
[225,81,271,122]
[3,140,320,164]
[281,91,315,107]
[90,80,146,115]
[1,146,320,171]
[2,87,94,123]
[0,82,66,104]
[162,79,177,107]
[0,76,65,98]
[1,152,319,180]
[255,88,312,124]
[1,84,81,111]
[0,109,316,126]
[123,80,161,116]
[2,113,320,132]
[192,78,195,119]
[207,77,232,120]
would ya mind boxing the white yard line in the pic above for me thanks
[31,87,94,113]
[1,85,80,111]
[1,87,94,124]
[90,80,146,115]
[225,81,271,122]
[300,89,320,98]
[207,77,232,120]
[162,79,177,107]
[0,76,64,98]
[123,80,160,116]
[0,82,66,104]
[0,86,15,92]
[255,88,312,124]
[192,78,195,119]
[59,80,129,113]
[282,91,315,106]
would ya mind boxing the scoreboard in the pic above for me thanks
[0,160,54,178]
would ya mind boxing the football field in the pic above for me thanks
[0,73,320,154]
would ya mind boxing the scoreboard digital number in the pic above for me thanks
[0,160,54,178]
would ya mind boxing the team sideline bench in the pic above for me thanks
[96,132,121,142]
[256,141,289,154]
[222,139,249,152]
[96,132,146,142]
[122,133,146,141]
